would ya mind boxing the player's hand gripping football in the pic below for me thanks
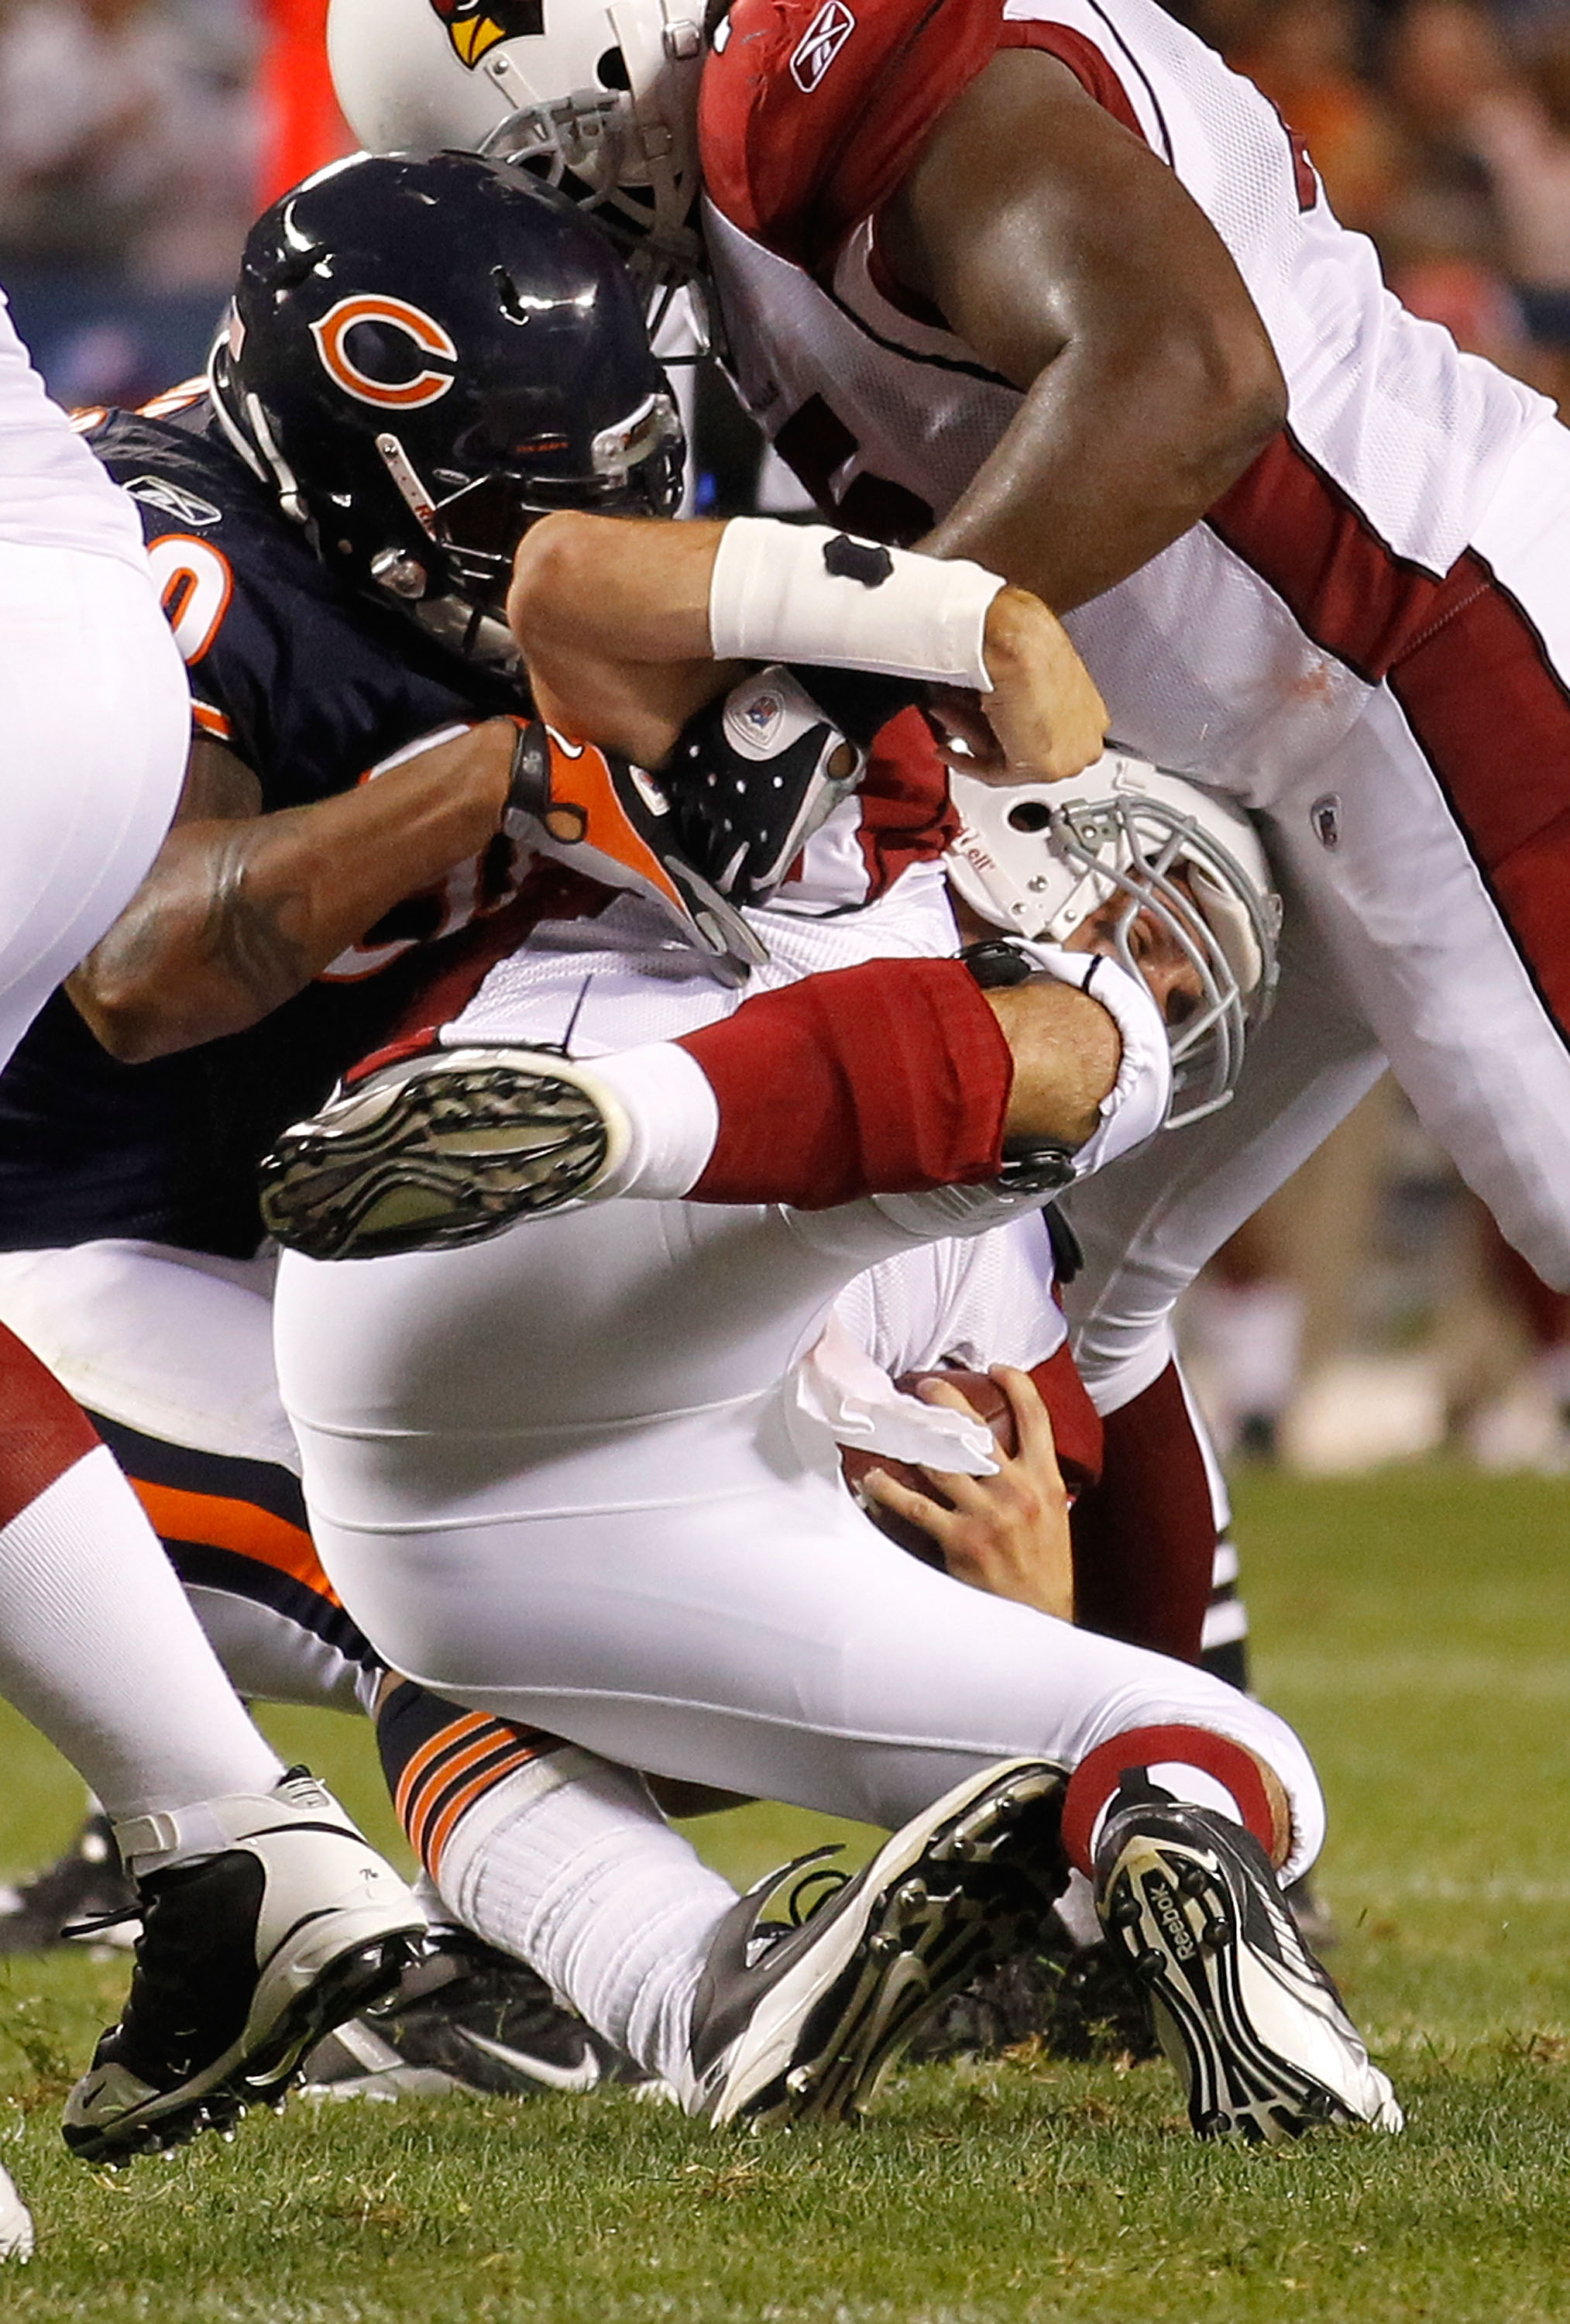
[927,587,1108,785]
[858,1366,1075,1620]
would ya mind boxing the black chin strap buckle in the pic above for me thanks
[960,938,1036,990]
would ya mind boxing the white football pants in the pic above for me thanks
[0,542,187,1068]
[276,1193,1325,1880]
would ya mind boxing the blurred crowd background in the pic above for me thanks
[5,0,1570,1474]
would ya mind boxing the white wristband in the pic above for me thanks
[707,517,1005,689]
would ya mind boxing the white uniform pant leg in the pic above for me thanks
[1061,891,1386,1412]
[0,547,186,1067]
[277,1201,1325,1879]
[302,1431,1324,1882]
[1261,418,1570,1289]
[0,1242,297,1472]
[1264,697,1570,1291]
[0,1242,375,1713]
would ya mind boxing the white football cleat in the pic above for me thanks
[62,1767,425,2162]
[258,1046,634,1261]
[0,2161,33,2260]
[1094,1797,1403,2144]
[685,1758,1069,2127]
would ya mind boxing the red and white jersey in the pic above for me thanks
[0,291,149,571]
[699,0,1561,798]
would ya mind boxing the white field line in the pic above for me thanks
[1263,1654,1570,1698]
[1321,1873,1570,1904]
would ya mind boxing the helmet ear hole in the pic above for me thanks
[596,44,631,87]
[1006,800,1053,833]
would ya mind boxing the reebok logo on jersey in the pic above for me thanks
[790,0,855,91]
[125,476,222,528]
[428,0,543,70]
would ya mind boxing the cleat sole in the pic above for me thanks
[258,1052,621,1261]
[1098,1824,1397,2145]
[711,1761,1068,2130]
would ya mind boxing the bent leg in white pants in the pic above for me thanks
[277,1193,1326,1881]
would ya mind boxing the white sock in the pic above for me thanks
[0,1446,281,1825]
[436,1748,737,2087]
[589,1043,721,1202]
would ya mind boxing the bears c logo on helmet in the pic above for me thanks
[310,297,459,410]
[428,0,545,69]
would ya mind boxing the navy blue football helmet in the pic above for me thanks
[209,148,683,614]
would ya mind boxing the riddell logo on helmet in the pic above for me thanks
[789,0,855,91]
[310,297,459,411]
[428,0,544,69]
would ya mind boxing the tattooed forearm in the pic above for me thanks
[204,827,317,1009]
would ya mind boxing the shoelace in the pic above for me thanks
[782,1862,850,1927]
[745,1852,854,1964]
[61,1903,142,1943]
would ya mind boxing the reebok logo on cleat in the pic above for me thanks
[1149,1876,1196,1961]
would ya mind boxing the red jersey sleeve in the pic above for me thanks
[700,0,1149,273]
[855,703,958,900]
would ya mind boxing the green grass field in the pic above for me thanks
[1,1466,1568,2322]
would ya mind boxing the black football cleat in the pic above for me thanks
[907,1926,1158,2064]
[1094,1796,1402,2144]
[506,719,767,984]
[258,1044,633,1260]
[62,1769,425,2163]
[685,1758,1068,2127]
[301,1928,645,2100]
[0,1813,136,1954]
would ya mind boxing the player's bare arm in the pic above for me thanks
[860,1367,1076,1620]
[67,723,516,1063]
[507,509,1107,779]
[880,50,1287,614]
[984,977,1122,1150]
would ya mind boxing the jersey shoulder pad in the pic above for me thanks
[699,0,1002,265]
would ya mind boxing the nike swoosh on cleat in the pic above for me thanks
[456,2028,603,2093]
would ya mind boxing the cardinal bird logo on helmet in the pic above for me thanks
[428,0,544,69]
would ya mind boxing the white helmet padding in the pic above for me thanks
[946,753,1282,1132]
[328,0,705,288]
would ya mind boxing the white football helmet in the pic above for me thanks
[328,0,705,282]
[946,755,1281,1130]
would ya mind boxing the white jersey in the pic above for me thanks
[0,291,149,570]
[443,860,957,1054]
[833,1212,1066,1379]
[699,0,1560,800]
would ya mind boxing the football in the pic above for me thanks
[840,1368,1018,1567]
